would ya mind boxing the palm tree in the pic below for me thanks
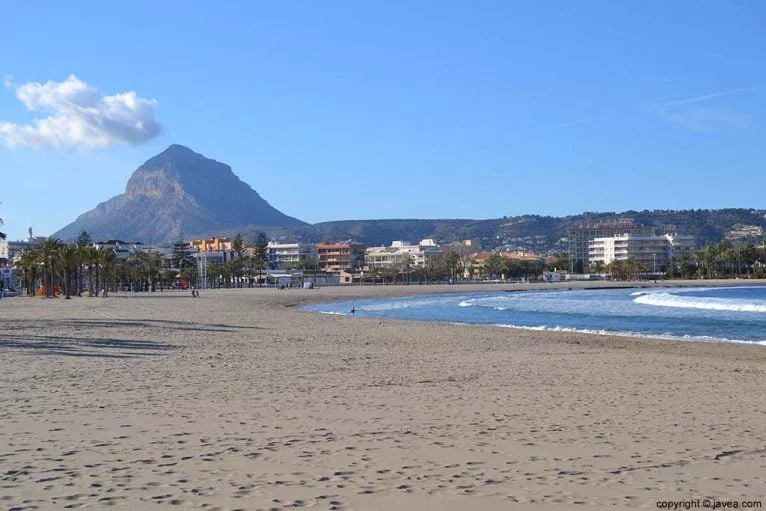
[99,247,117,297]
[78,245,102,296]
[0,216,6,240]
[14,248,41,296]
[75,230,92,296]
[40,238,64,297]
[58,244,80,299]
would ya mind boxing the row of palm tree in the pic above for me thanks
[687,240,766,279]
[14,237,120,298]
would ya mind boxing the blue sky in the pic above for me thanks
[1,1,765,240]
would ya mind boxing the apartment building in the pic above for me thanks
[568,223,655,271]
[667,234,696,259]
[364,239,441,270]
[315,242,366,271]
[588,233,695,272]
[189,237,233,252]
[267,242,317,270]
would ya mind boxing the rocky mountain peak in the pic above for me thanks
[53,145,305,243]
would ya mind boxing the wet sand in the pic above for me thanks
[1,281,765,510]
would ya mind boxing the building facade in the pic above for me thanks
[666,234,696,259]
[568,223,655,271]
[364,239,441,270]
[439,239,481,256]
[267,242,317,270]
[190,237,233,253]
[315,242,366,271]
[588,233,696,272]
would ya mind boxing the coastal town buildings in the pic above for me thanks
[267,242,317,270]
[588,233,696,272]
[568,223,655,271]
[316,242,366,272]
[462,251,543,279]
[363,239,441,270]
[189,237,233,253]
[439,239,481,256]
[188,237,238,265]
[94,240,148,259]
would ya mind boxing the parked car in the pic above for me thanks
[1,288,18,297]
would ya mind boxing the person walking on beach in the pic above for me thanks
[351,306,356,315]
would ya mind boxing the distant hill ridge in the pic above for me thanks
[53,145,766,250]
[203,209,766,254]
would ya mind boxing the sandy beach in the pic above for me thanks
[1,281,765,510]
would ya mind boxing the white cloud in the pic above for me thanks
[0,75,162,149]
[645,86,762,133]
[646,105,748,133]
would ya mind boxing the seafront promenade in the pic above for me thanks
[1,282,764,509]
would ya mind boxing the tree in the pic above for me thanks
[0,215,5,240]
[253,232,269,286]
[551,254,569,273]
[40,238,64,297]
[83,245,100,296]
[75,230,92,296]
[145,251,163,291]
[231,233,246,286]
[59,244,79,299]
[444,251,462,281]
[171,233,195,282]
[295,255,319,270]
[14,248,41,296]
[400,254,414,283]
[99,247,117,297]
[484,254,506,279]
[232,233,246,259]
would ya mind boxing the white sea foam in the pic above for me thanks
[633,292,766,313]
[494,323,766,345]
[358,295,467,312]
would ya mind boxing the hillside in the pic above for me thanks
[204,209,766,253]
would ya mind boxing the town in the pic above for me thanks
[6,220,761,296]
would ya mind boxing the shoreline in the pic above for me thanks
[294,277,766,304]
[297,279,766,348]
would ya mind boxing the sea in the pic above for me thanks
[305,285,766,345]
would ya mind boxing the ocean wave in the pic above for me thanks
[358,295,467,312]
[494,323,766,345]
[634,292,766,313]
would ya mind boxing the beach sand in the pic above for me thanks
[1,282,764,510]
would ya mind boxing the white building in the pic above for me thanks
[589,233,695,272]
[94,240,146,259]
[364,239,441,270]
[267,242,317,270]
[666,234,695,259]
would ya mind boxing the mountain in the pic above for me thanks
[53,145,765,250]
[53,145,305,242]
